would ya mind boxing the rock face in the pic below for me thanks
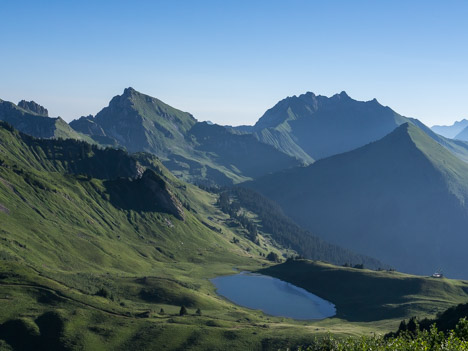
[18,100,49,116]
[105,170,185,220]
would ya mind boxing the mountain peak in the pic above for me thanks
[123,87,137,96]
[18,100,48,116]
[339,91,349,98]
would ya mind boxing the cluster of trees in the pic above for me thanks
[216,191,259,244]
[389,303,468,339]
[298,319,468,350]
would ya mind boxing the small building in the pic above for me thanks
[432,271,443,278]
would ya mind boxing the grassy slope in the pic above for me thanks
[260,260,468,323]
[1,124,468,350]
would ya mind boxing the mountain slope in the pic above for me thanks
[0,99,87,140]
[219,186,386,269]
[0,121,282,286]
[432,119,468,138]
[71,87,197,156]
[247,123,468,278]
[188,122,301,179]
[70,88,301,185]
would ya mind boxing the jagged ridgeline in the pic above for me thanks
[234,91,468,164]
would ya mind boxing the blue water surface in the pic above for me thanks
[211,272,336,320]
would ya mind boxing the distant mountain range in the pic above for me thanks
[239,91,407,163]
[4,89,468,182]
[431,119,468,139]
[69,88,301,185]
[235,91,468,164]
[247,123,468,278]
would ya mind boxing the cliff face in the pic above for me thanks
[105,170,185,220]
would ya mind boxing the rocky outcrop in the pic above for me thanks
[105,170,185,220]
[18,100,48,116]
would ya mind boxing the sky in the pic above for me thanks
[1,0,468,127]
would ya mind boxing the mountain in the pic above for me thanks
[432,119,468,138]
[71,87,197,156]
[233,92,468,165]
[70,88,301,185]
[17,100,49,116]
[454,125,468,141]
[0,99,86,140]
[246,123,468,278]
[248,91,408,162]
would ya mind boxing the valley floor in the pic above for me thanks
[1,257,467,351]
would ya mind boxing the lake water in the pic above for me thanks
[211,272,336,320]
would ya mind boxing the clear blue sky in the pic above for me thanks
[1,0,467,126]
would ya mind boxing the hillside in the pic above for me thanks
[260,260,468,322]
[217,186,386,269]
[0,99,87,140]
[70,88,301,185]
[247,123,468,278]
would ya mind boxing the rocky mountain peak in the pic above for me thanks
[18,100,49,116]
